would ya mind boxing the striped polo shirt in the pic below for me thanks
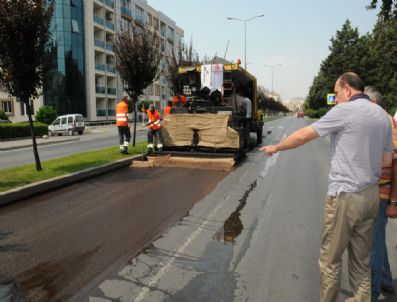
[379,116,397,200]
[311,94,393,196]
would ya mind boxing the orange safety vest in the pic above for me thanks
[146,109,161,130]
[116,101,129,126]
[164,106,171,116]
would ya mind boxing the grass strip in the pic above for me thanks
[0,142,147,192]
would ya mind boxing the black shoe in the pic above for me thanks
[381,284,394,294]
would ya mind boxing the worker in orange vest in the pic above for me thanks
[116,96,131,154]
[146,104,163,151]
[163,100,172,116]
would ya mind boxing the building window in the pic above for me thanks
[20,102,27,116]
[148,84,154,95]
[147,13,152,26]
[155,84,160,96]
[153,17,159,30]
[1,100,12,114]
[71,19,79,33]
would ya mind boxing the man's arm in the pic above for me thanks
[386,159,397,218]
[260,126,319,156]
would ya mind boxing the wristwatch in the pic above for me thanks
[388,200,397,207]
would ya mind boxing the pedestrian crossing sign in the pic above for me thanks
[327,93,336,105]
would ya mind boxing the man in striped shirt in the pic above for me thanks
[365,86,397,301]
[261,72,393,302]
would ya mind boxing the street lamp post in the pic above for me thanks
[263,64,281,97]
[227,14,264,70]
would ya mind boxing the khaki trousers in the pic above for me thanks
[319,185,379,302]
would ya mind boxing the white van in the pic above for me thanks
[48,114,85,136]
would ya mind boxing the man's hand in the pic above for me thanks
[386,205,397,219]
[260,145,279,157]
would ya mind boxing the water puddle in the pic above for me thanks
[214,180,257,244]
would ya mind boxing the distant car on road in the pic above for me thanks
[48,114,85,136]
[297,112,304,118]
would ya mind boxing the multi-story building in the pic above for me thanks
[43,0,183,122]
[0,82,43,123]
[281,98,305,113]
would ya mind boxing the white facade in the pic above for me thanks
[0,85,43,123]
[86,0,184,121]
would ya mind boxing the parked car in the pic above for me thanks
[48,114,85,136]
[297,112,304,118]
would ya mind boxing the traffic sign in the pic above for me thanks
[327,93,336,105]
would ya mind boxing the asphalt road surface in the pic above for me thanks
[0,127,146,169]
[88,117,397,302]
[1,117,396,302]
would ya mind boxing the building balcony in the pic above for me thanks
[97,109,107,116]
[94,39,105,48]
[121,6,132,17]
[96,86,106,94]
[105,20,114,30]
[94,15,104,26]
[135,15,145,25]
[107,88,117,95]
[95,62,106,71]
[105,44,114,52]
[106,64,115,73]
[105,0,114,9]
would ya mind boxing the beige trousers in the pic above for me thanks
[319,185,379,302]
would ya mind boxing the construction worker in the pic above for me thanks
[163,100,172,116]
[116,96,131,154]
[146,104,163,151]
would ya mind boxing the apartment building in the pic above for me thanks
[43,0,183,121]
[0,82,43,123]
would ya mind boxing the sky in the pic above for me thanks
[147,0,380,99]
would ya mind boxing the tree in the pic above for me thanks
[367,0,397,19]
[165,39,200,95]
[35,105,57,125]
[369,18,397,113]
[0,0,54,171]
[305,20,370,115]
[114,25,161,146]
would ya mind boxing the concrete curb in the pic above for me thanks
[0,155,143,206]
[0,137,81,151]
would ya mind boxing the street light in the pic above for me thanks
[263,64,281,97]
[227,14,264,70]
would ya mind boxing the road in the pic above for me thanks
[0,126,146,169]
[1,117,396,302]
[0,165,227,301]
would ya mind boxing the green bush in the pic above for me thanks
[304,107,331,118]
[0,122,48,139]
[0,110,9,121]
[35,105,57,125]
